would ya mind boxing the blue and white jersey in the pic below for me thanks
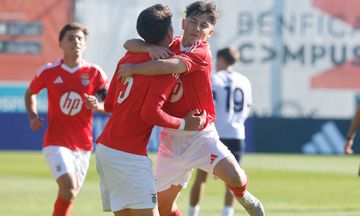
[212,70,252,139]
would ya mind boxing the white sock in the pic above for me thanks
[221,206,234,216]
[189,205,200,216]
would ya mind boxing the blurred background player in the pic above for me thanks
[95,4,205,216]
[119,1,264,216]
[24,23,108,216]
[188,47,252,216]
[344,106,360,176]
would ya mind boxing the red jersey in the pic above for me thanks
[29,59,108,151]
[163,36,216,125]
[96,52,181,156]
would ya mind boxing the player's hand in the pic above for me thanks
[184,109,207,131]
[30,115,44,132]
[148,45,174,60]
[344,139,354,155]
[117,63,134,83]
[84,93,99,110]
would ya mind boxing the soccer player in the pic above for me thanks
[95,4,205,216]
[119,1,265,216]
[188,47,253,216]
[24,22,108,216]
[344,107,360,175]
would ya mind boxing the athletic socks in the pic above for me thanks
[170,208,183,216]
[53,195,74,216]
[188,205,200,216]
[221,206,234,216]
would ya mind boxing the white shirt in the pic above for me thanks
[212,70,252,139]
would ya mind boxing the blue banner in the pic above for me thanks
[0,85,47,113]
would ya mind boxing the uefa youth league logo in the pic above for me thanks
[60,92,83,116]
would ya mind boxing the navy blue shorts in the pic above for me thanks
[220,138,246,163]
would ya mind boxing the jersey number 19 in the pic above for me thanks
[224,86,244,113]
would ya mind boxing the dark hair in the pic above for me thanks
[217,47,240,65]
[136,4,172,44]
[59,22,88,42]
[185,1,218,25]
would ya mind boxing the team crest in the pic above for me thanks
[80,73,90,86]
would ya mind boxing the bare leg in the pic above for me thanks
[56,173,79,201]
[53,173,79,215]
[213,156,247,188]
[224,186,235,207]
[158,185,182,216]
[189,169,208,206]
[214,156,265,216]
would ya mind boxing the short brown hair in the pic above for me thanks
[58,22,89,42]
[185,1,218,25]
[136,4,172,44]
[217,47,240,65]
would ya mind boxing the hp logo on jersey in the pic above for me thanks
[60,92,83,116]
[170,79,183,103]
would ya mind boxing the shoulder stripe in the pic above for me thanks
[171,73,180,79]
[35,59,61,77]
[186,41,202,53]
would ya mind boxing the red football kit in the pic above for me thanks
[96,52,181,156]
[163,36,216,126]
[29,59,108,151]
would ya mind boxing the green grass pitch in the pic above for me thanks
[0,152,359,216]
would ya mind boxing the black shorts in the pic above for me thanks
[220,138,246,163]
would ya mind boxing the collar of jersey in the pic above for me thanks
[61,62,83,73]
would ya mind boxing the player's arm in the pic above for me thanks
[24,88,44,132]
[124,39,173,60]
[118,57,187,82]
[345,106,360,154]
[103,64,122,113]
[140,76,205,131]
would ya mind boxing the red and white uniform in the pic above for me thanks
[95,52,181,212]
[96,52,181,156]
[155,37,233,192]
[162,36,216,127]
[29,59,108,151]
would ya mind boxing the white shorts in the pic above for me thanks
[155,124,233,192]
[95,144,157,212]
[42,146,91,188]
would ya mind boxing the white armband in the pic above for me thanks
[178,118,185,130]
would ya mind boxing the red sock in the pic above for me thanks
[227,177,249,197]
[227,173,249,197]
[53,195,74,216]
[170,209,183,216]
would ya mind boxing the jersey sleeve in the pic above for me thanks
[174,50,208,75]
[140,75,181,129]
[93,64,109,91]
[103,64,119,113]
[29,66,49,94]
